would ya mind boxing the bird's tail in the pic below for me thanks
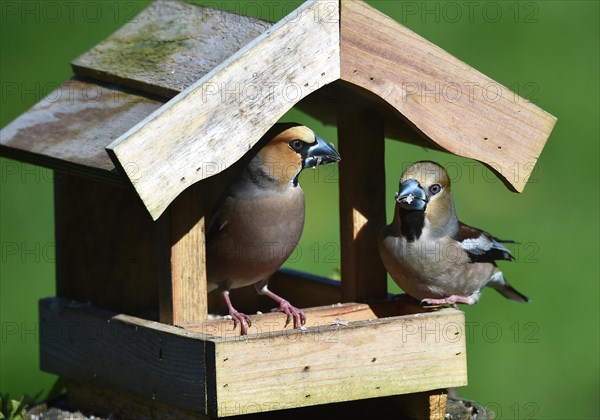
[492,283,531,302]
[488,270,531,303]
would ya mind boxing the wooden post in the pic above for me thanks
[159,183,208,325]
[54,173,159,318]
[338,103,388,302]
[395,389,449,420]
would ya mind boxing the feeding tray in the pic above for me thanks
[40,296,466,417]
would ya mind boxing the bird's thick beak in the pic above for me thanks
[395,179,428,211]
[303,136,341,169]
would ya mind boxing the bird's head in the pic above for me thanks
[395,161,454,226]
[257,123,340,187]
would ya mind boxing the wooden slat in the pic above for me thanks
[66,380,450,420]
[106,0,341,220]
[190,302,378,336]
[72,0,272,99]
[0,78,163,181]
[187,299,430,337]
[340,0,556,192]
[66,380,205,420]
[39,297,210,413]
[54,173,160,318]
[159,183,208,325]
[338,102,388,302]
[212,307,466,416]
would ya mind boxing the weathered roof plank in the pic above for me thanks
[0,78,164,182]
[339,0,556,192]
[107,0,340,220]
[71,0,273,98]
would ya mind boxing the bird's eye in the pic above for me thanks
[429,184,442,195]
[289,139,305,152]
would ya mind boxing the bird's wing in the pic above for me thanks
[453,221,515,263]
[203,163,246,247]
[205,192,234,247]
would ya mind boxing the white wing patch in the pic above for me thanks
[460,236,493,255]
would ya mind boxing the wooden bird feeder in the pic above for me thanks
[1,0,555,418]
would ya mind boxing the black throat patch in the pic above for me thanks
[399,208,425,242]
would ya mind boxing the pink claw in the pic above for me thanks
[270,299,307,329]
[229,308,252,335]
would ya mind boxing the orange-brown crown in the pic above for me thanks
[257,124,318,186]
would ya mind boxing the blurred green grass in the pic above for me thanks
[1,1,598,418]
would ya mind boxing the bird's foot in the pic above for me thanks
[221,290,252,335]
[421,294,478,309]
[257,284,307,329]
[228,308,252,335]
[270,300,306,329]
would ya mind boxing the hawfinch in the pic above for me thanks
[379,161,530,307]
[206,123,340,334]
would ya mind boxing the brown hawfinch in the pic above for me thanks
[206,123,340,334]
[379,161,530,307]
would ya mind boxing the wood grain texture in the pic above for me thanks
[429,392,449,420]
[39,297,210,413]
[395,389,448,420]
[66,380,452,420]
[107,0,341,220]
[41,297,466,417]
[54,173,160,318]
[0,78,163,182]
[340,0,556,192]
[71,0,273,99]
[189,298,435,337]
[66,380,206,420]
[2,0,556,200]
[211,307,466,416]
[189,301,386,336]
[338,103,388,302]
[159,183,208,325]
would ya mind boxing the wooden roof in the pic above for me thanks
[0,0,556,220]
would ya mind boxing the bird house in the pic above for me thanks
[0,0,555,418]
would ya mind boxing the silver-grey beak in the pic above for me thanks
[395,179,428,211]
[303,136,341,169]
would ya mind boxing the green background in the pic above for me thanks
[1,0,598,418]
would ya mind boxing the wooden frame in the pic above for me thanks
[0,0,558,417]
[40,296,466,417]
